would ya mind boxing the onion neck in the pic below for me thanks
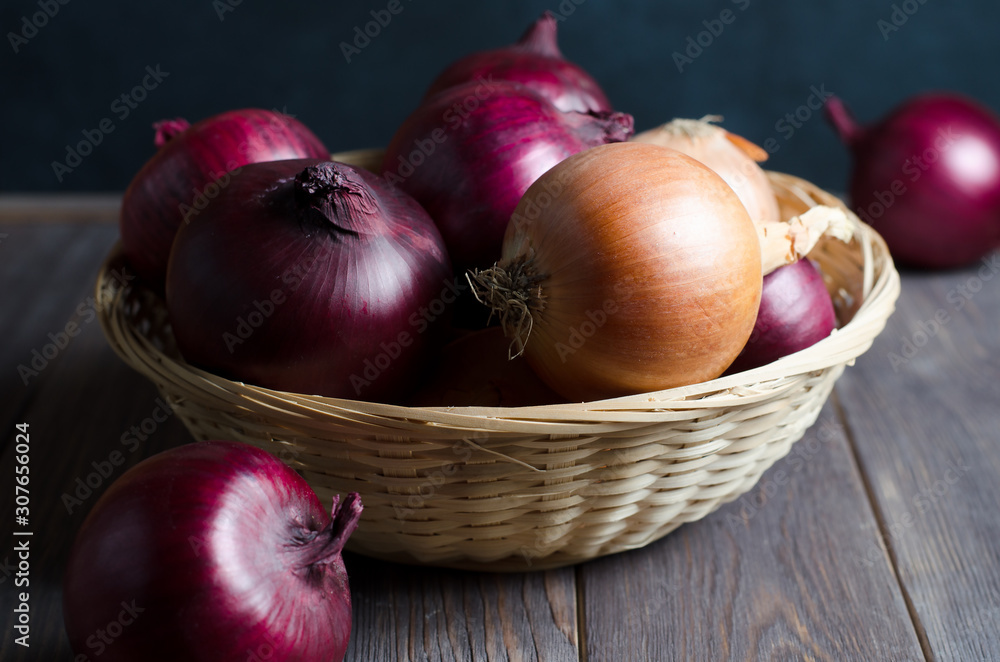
[466,256,548,358]
[568,110,635,147]
[757,206,855,275]
[516,11,562,58]
[297,492,363,569]
[294,162,380,237]
[824,96,865,148]
[153,118,190,147]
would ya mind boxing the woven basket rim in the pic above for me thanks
[95,168,900,429]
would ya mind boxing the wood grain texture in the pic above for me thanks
[0,224,194,659]
[344,554,578,662]
[835,261,1000,661]
[0,224,118,438]
[0,194,120,223]
[579,400,925,662]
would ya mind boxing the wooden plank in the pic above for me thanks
[834,261,1000,661]
[344,554,578,662]
[0,194,121,224]
[579,400,926,661]
[0,223,192,657]
[0,224,120,439]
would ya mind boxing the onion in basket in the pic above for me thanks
[468,142,854,401]
[632,115,780,224]
[467,142,762,401]
[166,159,452,401]
[725,258,837,374]
[119,109,329,294]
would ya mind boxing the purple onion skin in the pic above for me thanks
[826,93,1000,269]
[166,159,452,401]
[383,80,633,269]
[120,109,330,294]
[725,259,836,374]
[424,11,612,114]
[63,441,362,662]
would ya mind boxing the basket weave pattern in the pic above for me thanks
[96,157,899,571]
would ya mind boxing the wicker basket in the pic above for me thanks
[96,150,900,571]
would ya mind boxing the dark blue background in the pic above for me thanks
[3,0,998,193]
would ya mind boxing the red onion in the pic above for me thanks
[383,80,633,268]
[423,11,612,113]
[166,159,452,401]
[725,258,836,374]
[826,93,1000,268]
[63,440,362,662]
[120,108,329,293]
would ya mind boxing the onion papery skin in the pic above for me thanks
[423,12,612,114]
[383,80,633,270]
[489,142,762,402]
[631,117,780,224]
[725,258,836,374]
[826,93,1000,269]
[166,159,452,401]
[120,109,329,293]
[63,441,362,662]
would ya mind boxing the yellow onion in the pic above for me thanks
[468,142,763,402]
[632,115,780,224]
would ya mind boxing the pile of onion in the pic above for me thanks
[825,93,1000,268]
[632,115,780,224]
[383,80,632,270]
[120,108,329,293]
[467,142,851,402]
[166,159,452,401]
[424,11,612,114]
[63,440,362,662]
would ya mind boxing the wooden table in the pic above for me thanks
[2,199,999,661]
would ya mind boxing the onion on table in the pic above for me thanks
[423,11,612,114]
[826,92,1000,268]
[63,441,362,662]
[119,108,329,293]
[166,159,452,402]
